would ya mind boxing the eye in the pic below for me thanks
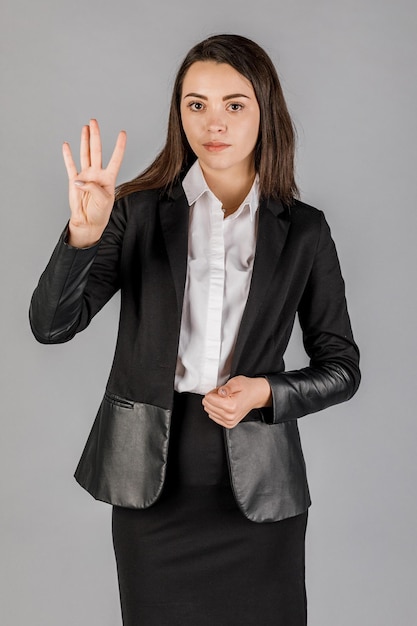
[187,101,205,111]
[227,103,244,112]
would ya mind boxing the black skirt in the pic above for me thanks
[112,393,307,626]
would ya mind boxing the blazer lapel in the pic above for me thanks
[159,184,190,315]
[231,198,291,374]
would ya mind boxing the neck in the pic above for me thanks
[200,162,256,216]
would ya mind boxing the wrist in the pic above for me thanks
[67,223,103,249]
[252,377,272,408]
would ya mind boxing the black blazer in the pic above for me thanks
[30,183,360,522]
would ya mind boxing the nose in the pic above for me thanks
[206,110,227,133]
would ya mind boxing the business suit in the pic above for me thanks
[30,181,360,523]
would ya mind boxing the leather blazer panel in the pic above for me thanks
[74,393,172,509]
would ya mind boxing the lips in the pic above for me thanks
[203,142,231,152]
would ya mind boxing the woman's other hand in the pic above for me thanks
[62,119,127,248]
[202,376,272,429]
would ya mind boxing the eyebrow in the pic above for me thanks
[183,92,251,101]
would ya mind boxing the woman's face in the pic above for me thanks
[180,61,260,180]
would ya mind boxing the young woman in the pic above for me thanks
[30,34,360,626]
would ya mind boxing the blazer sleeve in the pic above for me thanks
[29,201,126,344]
[264,212,360,423]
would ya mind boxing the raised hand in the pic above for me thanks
[62,119,127,248]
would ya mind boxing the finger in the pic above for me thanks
[89,119,102,169]
[205,409,224,424]
[207,412,236,429]
[203,397,235,422]
[80,124,91,170]
[218,376,244,397]
[202,393,222,413]
[62,142,78,179]
[106,130,127,178]
[203,392,232,413]
[208,409,229,423]
[207,413,222,426]
[71,180,113,208]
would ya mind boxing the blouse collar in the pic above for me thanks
[182,160,259,222]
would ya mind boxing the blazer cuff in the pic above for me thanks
[62,224,102,251]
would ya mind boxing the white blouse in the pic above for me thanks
[174,160,259,394]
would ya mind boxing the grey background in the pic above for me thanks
[1,0,416,624]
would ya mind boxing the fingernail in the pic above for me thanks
[219,387,228,397]
[74,180,85,187]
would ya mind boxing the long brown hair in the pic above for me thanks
[116,34,298,205]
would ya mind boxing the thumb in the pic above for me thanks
[217,376,243,397]
[73,180,113,201]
